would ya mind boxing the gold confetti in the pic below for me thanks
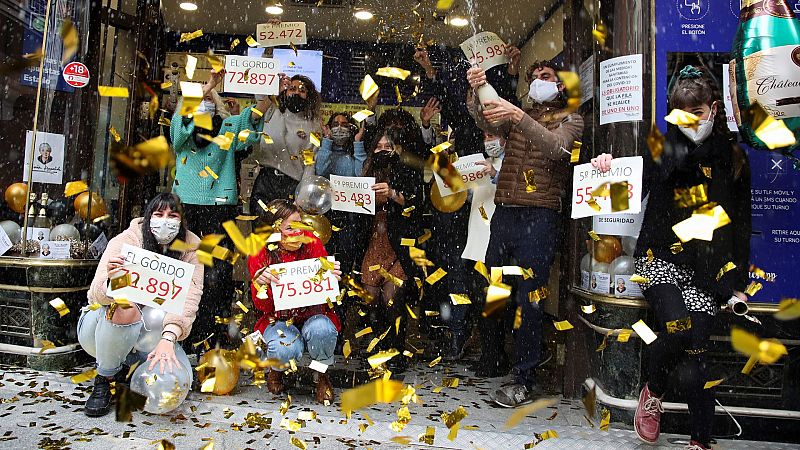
[664,109,700,128]
[474,261,490,282]
[368,349,400,368]
[743,101,797,149]
[513,307,522,330]
[70,368,97,384]
[185,54,198,79]
[674,183,708,208]
[160,81,173,90]
[436,0,455,10]
[229,38,240,50]
[425,267,447,285]
[38,339,55,353]
[570,141,582,163]
[599,409,610,431]
[204,165,219,180]
[647,125,666,160]
[523,169,537,192]
[279,395,291,415]
[666,317,692,334]
[400,238,416,246]
[60,19,78,64]
[430,141,452,154]
[581,304,596,314]
[355,327,373,338]
[631,320,657,344]
[617,329,632,342]
[341,379,404,413]
[745,281,763,297]
[376,66,411,80]
[64,180,89,197]
[629,274,649,284]
[417,228,432,243]
[610,182,629,212]
[775,299,800,321]
[528,287,549,303]
[503,398,558,429]
[741,354,759,375]
[48,298,70,317]
[588,230,600,241]
[419,425,435,444]
[157,440,176,450]
[359,74,380,101]
[672,204,731,242]
[246,35,258,47]
[180,29,203,43]
[731,327,787,364]
[704,379,724,389]
[235,301,249,313]
[194,112,213,130]
[553,320,573,331]
[428,356,442,367]
[670,242,684,254]
[716,262,737,281]
[405,303,418,320]
[207,53,224,72]
[98,86,129,97]
[449,293,472,305]
[352,109,375,122]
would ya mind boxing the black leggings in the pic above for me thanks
[645,283,716,447]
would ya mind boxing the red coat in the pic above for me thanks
[248,231,341,334]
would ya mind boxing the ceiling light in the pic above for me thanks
[265,4,284,15]
[354,10,374,20]
[447,16,469,27]
[179,1,197,11]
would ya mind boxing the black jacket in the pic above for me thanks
[635,126,751,302]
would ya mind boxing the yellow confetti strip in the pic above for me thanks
[731,327,787,364]
[400,238,416,246]
[376,66,411,80]
[368,349,400,368]
[503,398,558,429]
[49,298,70,317]
[631,320,657,344]
[157,440,175,450]
[716,262,737,281]
[359,74,380,101]
[425,267,447,285]
[617,329,632,342]
[341,379,403,413]
[108,125,122,142]
[405,303,418,320]
[428,356,442,367]
[523,169,537,192]
[98,86,129,97]
[674,184,708,208]
[513,306,522,330]
[581,304,596,314]
[629,274,649,284]
[775,298,800,321]
[64,180,89,197]
[666,317,692,334]
[355,327,373,338]
[528,287,549,303]
[70,368,97,384]
[672,204,731,242]
[474,261,490,282]
[743,101,797,149]
[599,409,610,431]
[449,293,472,305]
[429,141,452,154]
[647,125,666,160]
[436,0,455,10]
[207,53,224,72]
[744,281,763,297]
[704,379,724,389]
[670,242,684,254]
[701,166,712,179]
[204,165,219,180]
[588,230,601,241]
[185,54,198,79]
[610,181,629,212]
[570,141,581,163]
[554,320,573,331]
[246,35,258,47]
[352,109,375,123]
[193,112,213,130]
[741,354,759,375]
[180,29,203,43]
[664,109,700,128]
[417,228,432,244]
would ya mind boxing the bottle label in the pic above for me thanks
[741,0,794,21]
[743,44,800,119]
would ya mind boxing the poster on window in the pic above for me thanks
[599,54,643,125]
[22,131,65,185]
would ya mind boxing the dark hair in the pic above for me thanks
[254,199,303,262]
[141,192,187,259]
[669,65,746,178]
[525,60,564,83]
[362,131,392,180]
[280,75,322,121]
[327,113,357,154]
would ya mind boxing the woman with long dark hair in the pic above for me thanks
[247,199,342,404]
[77,193,204,417]
[249,74,323,208]
[356,126,424,372]
[592,66,751,450]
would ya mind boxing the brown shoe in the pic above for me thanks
[315,373,334,404]
[267,370,284,395]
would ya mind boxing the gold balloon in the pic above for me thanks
[4,182,28,214]
[301,213,332,245]
[593,235,623,264]
[197,349,240,395]
[73,191,108,221]
[430,182,467,213]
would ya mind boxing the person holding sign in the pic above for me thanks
[77,193,204,417]
[593,66,751,450]
[356,128,424,372]
[466,60,584,407]
[247,199,342,404]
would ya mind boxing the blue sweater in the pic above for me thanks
[170,106,263,205]
[314,138,367,178]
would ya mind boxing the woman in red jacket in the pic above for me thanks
[247,199,342,404]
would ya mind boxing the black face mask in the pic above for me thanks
[192,115,224,148]
[372,151,398,169]
[283,94,308,114]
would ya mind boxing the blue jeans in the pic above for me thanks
[263,314,338,369]
[483,205,560,387]
[77,306,148,377]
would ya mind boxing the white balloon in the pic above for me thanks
[622,236,637,256]
[294,175,332,215]
[610,255,635,277]
[591,261,610,273]
[50,223,81,241]
[134,307,166,353]
[0,220,21,244]
[130,344,192,414]
[580,253,592,272]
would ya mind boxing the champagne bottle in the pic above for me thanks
[729,0,800,150]
[473,62,503,125]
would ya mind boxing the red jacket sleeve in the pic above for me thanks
[248,249,275,317]
[304,231,328,258]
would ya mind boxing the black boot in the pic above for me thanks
[84,375,113,417]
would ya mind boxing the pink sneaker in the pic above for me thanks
[634,384,664,444]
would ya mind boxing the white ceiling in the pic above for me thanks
[162,0,560,47]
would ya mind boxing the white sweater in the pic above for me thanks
[252,107,322,181]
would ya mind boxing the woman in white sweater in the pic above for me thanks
[249,74,323,211]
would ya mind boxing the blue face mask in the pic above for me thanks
[484,139,504,157]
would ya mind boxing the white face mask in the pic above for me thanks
[528,79,560,103]
[150,217,181,244]
[679,108,716,144]
[196,100,216,115]
[330,126,353,148]
[484,139,504,157]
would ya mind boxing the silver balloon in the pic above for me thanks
[50,223,81,241]
[294,175,332,215]
[134,307,166,353]
[621,236,637,256]
[130,344,192,414]
[0,220,21,244]
[610,255,635,277]
[580,253,592,272]
[591,261,610,273]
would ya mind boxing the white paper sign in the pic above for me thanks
[270,257,340,311]
[579,55,595,105]
[432,153,492,196]
[613,275,643,297]
[0,227,12,256]
[224,55,281,95]
[256,21,307,47]
[591,196,648,238]
[23,131,65,185]
[722,63,738,132]
[590,271,611,294]
[108,243,196,315]
[39,241,70,259]
[599,54,643,125]
[571,156,643,219]
[460,32,509,71]
[88,232,108,259]
[26,227,50,242]
[273,49,323,92]
[330,175,376,215]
